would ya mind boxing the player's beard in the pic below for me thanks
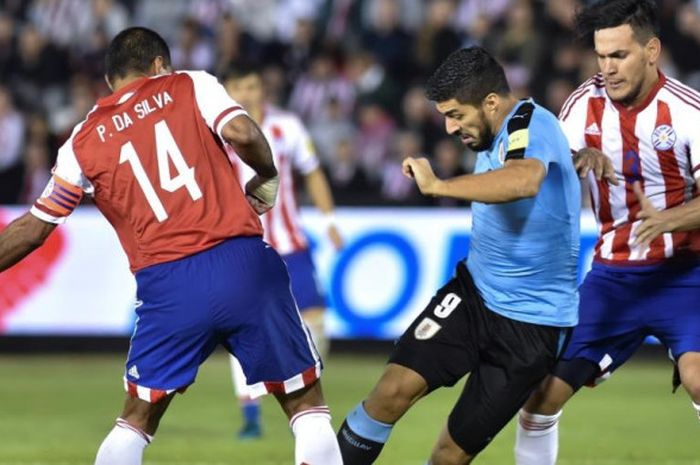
[467,110,494,152]
[608,75,646,108]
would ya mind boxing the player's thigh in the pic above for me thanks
[447,317,564,456]
[431,424,474,465]
[523,373,580,415]
[388,264,484,393]
[216,238,320,398]
[274,379,326,419]
[648,264,700,362]
[126,255,219,400]
[678,351,700,401]
[282,248,326,311]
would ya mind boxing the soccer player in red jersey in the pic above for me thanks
[0,27,342,465]
[515,2,700,463]
[223,64,343,440]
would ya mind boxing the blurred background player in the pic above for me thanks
[222,63,343,440]
[0,27,342,465]
[337,46,580,465]
[515,2,700,464]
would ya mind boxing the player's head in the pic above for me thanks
[105,27,171,90]
[425,47,510,151]
[222,63,264,111]
[575,0,660,106]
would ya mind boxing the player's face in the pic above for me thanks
[435,99,493,151]
[594,24,660,107]
[224,74,264,111]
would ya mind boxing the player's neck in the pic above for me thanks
[491,95,519,135]
[111,74,149,93]
[248,106,264,124]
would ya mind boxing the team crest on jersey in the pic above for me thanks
[651,124,676,151]
[498,140,505,164]
[414,317,441,340]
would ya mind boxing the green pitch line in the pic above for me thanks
[0,352,697,465]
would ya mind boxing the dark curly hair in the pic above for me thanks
[425,47,510,106]
[575,0,659,45]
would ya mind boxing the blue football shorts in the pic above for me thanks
[124,236,321,402]
[560,260,700,384]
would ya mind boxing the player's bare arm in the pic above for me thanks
[403,156,546,203]
[0,213,56,273]
[222,115,279,214]
[633,180,700,246]
[573,148,619,185]
[304,167,343,250]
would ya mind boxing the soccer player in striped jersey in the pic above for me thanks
[222,64,343,440]
[515,2,700,464]
[0,28,342,465]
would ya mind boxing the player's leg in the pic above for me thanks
[645,263,700,422]
[95,251,219,465]
[678,352,700,420]
[338,263,482,465]
[95,393,175,465]
[515,264,647,465]
[218,237,340,465]
[229,354,262,439]
[337,364,430,465]
[435,309,566,465]
[283,248,329,359]
[275,379,342,465]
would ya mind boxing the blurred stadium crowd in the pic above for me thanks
[1,0,700,207]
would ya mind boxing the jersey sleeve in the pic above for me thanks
[30,140,93,224]
[504,102,556,172]
[180,70,249,139]
[558,88,591,154]
[687,111,700,182]
[288,115,320,175]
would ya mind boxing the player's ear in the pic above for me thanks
[152,56,169,76]
[645,37,661,65]
[482,93,498,114]
[104,74,113,92]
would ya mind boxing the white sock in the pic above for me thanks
[95,418,153,465]
[692,401,700,421]
[515,409,561,465]
[290,406,342,465]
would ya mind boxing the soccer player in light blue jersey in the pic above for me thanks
[336,47,580,465]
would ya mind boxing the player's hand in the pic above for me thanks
[245,174,279,215]
[574,148,619,185]
[402,157,440,196]
[633,181,667,247]
[327,224,343,251]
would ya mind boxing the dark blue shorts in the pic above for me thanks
[561,261,700,382]
[282,248,326,311]
[124,237,320,402]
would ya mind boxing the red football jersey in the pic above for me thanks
[31,71,263,272]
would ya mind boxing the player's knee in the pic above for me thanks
[523,376,572,415]
[679,353,700,403]
[429,441,472,465]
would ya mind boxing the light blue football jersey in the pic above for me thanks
[465,99,580,327]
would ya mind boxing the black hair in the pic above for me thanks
[425,47,510,106]
[575,0,659,45]
[222,61,262,82]
[105,27,171,82]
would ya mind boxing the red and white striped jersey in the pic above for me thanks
[560,72,700,265]
[30,71,262,272]
[228,106,319,255]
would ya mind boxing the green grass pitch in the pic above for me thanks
[0,352,697,465]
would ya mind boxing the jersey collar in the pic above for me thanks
[98,76,151,107]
